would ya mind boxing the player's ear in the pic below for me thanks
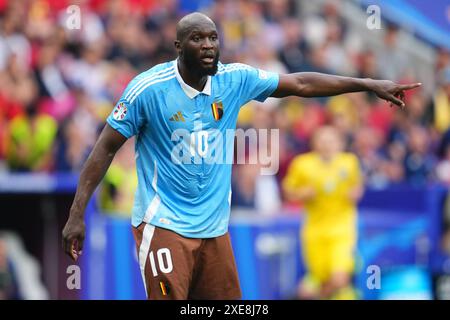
[174,40,181,53]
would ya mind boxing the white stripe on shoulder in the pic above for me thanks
[124,65,175,101]
[221,63,251,69]
[129,74,176,103]
[217,66,253,75]
[216,63,252,73]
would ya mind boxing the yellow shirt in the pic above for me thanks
[434,89,450,133]
[283,152,362,236]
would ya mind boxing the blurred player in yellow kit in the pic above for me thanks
[283,126,363,299]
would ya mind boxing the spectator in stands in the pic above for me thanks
[376,24,408,82]
[0,2,31,71]
[436,140,450,185]
[434,47,450,87]
[404,125,436,186]
[352,126,386,188]
[326,93,361,147]
[6,104,58,172]
[231,162,261,209]
[231,161,282,216]
[0,59,25,165]
[379,140,406,184]
[232,100,282,215]
[55,116,92,172]
[321,19,352,75]
[2,49,58,172]
[34,35,76,122]
[405,90,432,127]
[278,18,308,73]
[429,67,450,134]
[436,123,450,185]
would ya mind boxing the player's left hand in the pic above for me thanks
[369,80,422,109]
[62,214,85,262]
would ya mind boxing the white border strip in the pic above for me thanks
[124,66,174,101]
[129,75,176,103]
[138,223,155,298]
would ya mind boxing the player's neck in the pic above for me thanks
[318,153,335,163]
[177,60,208,92]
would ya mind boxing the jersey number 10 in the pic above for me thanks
[149,248,174,277]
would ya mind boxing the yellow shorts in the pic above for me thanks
[301,229,356,284]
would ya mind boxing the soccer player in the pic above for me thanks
[62,12,420,299]
[283,126,363,300]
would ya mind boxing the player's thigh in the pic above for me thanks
[189,232,241,300]
[329,233,357,275]
[133,223,200,300]
[301,233,330,283]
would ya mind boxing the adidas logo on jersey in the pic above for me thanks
[169,111,185,122]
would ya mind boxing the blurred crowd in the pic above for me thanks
[1,0,450,211]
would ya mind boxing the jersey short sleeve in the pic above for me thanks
[282,156,309,192]
[106,96,146,139]
[237,64,279,105]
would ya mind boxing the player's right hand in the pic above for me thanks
[369,80,422,108]
[299,187,316,201]
[62,214,85,262]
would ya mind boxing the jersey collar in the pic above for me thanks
[173,59,211,99]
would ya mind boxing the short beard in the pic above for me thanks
[182,52,220,77]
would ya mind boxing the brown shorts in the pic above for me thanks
[132,223,242,300]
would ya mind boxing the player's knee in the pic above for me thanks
[328,272,351,290]
[297,282,319,300]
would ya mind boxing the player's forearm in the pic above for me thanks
[293,72,370,97]
[69,144,116,217]
[284,187,316,202]
[273,73,420,106]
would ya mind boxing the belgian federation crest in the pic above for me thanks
[211,101,223,121]
[113,102,127,121]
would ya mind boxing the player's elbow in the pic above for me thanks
[294,74,314,97]
[283,190,296,202]
[282,185,295,202]
[274,73,310,98]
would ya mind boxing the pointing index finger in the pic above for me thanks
[399,83,422,90]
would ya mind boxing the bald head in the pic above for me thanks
[176,12,216,42]
[174,12,220,77]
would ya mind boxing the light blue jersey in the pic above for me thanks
[107,59,279,238]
